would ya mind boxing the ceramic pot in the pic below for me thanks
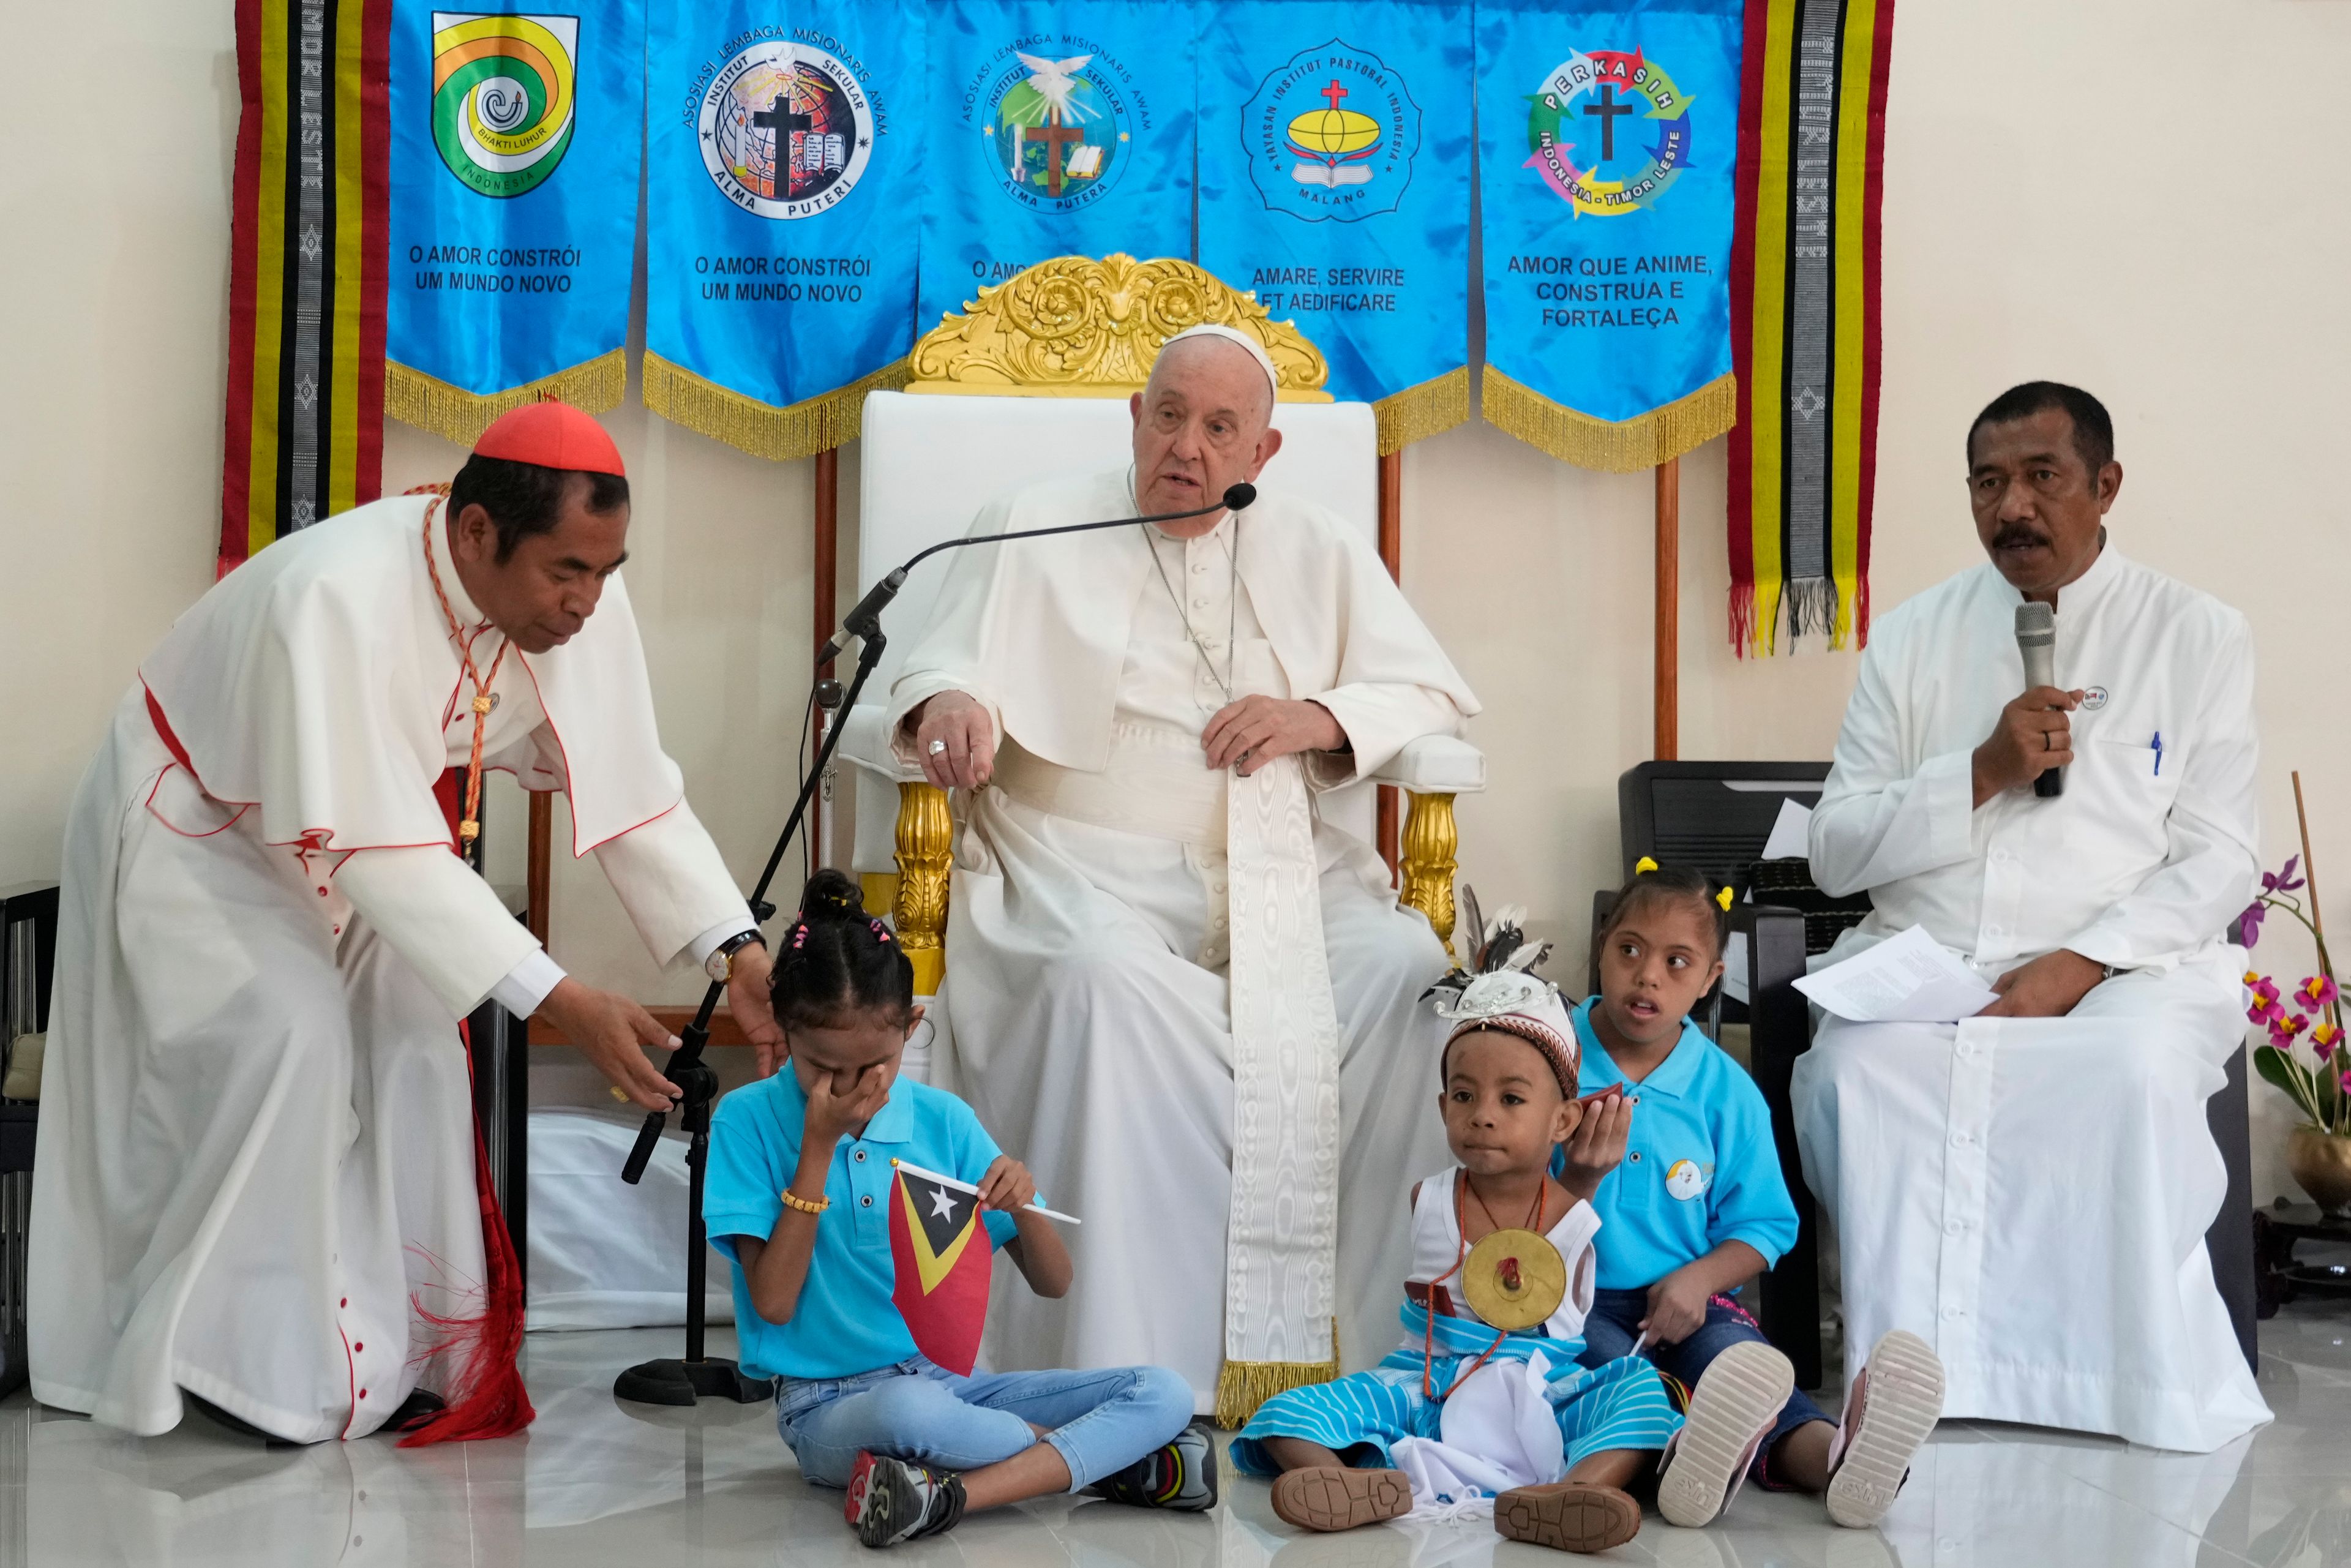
[2287,1125,2351,1217]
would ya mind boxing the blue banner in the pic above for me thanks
[1476,0,1743,470]
[918,2,1198,336]
[1199,2,1471,451]
[386,1,642,440]
[643,4,923,460]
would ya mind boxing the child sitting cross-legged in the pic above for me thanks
[1572,861,1946,1529]
[705,871,1214,1550]
[1231,921,1799,1555]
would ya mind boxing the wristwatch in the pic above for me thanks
[704,929,767,983]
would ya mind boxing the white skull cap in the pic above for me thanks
[1433,971,1580,1098]
[1157,323,1281,402]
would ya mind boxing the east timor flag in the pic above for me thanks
[888,1166,992,1377]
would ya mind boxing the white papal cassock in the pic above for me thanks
[32,495,751,1442]
[1796,541,2270,1452]
[886,470,1477,1416]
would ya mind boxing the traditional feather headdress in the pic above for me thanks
[1424,887,1577,1097]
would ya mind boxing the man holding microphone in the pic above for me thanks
[1795,383,2270,1451]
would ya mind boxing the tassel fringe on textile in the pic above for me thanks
[1372,366,1471,456]
[387,350,628,448]
[1213,1321,1340,1430]
[400,1102,535,1444]
[1480,367,1736,473]
[1728,571,1872,658]
[642,352,913,462]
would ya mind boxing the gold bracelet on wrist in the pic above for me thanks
[781,1187,830,1215]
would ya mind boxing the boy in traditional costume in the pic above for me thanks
[1230,918,1796,1553]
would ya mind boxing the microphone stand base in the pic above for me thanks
[613,1356,773,1408]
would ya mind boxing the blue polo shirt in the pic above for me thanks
[1564,997,1799,1291]
[705,1070,1018,1382]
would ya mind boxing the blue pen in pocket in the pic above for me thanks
[2151,732,2164,777]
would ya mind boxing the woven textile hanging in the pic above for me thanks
[1727,0,1895,655]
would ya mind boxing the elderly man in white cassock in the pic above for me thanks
[32,403,781,1446]
[880,326,1477,1423]
[1795,381,2270,1452]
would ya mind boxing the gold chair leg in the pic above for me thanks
[1398,790,1460,955]
[891,781,953,995]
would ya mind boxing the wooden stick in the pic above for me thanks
[2295,770,2325,940]
[1377,450,1403,877]
[814,448,839,680]
[526,790,552,947]
[1654,457,1679,761]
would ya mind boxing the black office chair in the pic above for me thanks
[1610,763,2259,1388]
[0,883,56,1397]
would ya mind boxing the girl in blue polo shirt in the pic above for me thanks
[705,871,1205,1549]
[1572,863,1945,1530]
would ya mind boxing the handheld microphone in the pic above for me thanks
[816,482,1258,666]
[2013,601,2063,798]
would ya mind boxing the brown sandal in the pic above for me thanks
[1494,1481,1643,1553]
[1270,1465,1414,1532]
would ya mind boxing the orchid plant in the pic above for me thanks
[2244,857,2350,1133]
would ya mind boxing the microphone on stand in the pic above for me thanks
[816,482,1258,666]
[2014,601,2063,798]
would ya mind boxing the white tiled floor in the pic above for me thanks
[10,1305,2351,1565]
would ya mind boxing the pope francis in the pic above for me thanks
[882,326,1479,1422]
[31,404,778,1445]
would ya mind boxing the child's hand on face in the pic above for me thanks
[1556,1092,1632,1202]
[801,1062,891,1147]
[1640,1264,1713,1346]
[974,1156,1037,1214]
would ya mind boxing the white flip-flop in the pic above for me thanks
[1824,1329,1946,1528]
[1657,1340,1796,1528]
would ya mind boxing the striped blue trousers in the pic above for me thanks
[1231,1305,1682,1477]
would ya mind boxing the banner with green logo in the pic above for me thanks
[917,1,1198,337]
[1198,1,1471,452]
[1476,0,1744,471]
[386,0,642,443]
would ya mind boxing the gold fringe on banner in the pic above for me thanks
[1371,365,1471,456]
[642,351,913,462]
[1212,1322,1339,1429]
[386,350,628,448]
[1481,366,1738,473]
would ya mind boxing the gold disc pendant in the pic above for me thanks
[1461,1227,1567,1332]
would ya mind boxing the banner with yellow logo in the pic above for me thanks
[385,2,643,443]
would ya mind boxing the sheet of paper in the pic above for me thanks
[1792,924,1998,1023]
[1723,931,1750,1005]
[1761,797,1813,861]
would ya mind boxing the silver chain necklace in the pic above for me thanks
[1131,466,1240,709]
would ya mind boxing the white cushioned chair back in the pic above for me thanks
[852,390,1381,872]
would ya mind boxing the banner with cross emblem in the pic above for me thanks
[1198,2,1473,454]
[917,1,1201,338]
[640,1,925,460]
[1475,0,1746,471]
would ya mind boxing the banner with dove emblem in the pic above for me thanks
[1198,2,1472,452]
[917,2,1198,337]
[642,2,924,460]
[385,1,643,444]
[1475,0,1745,471]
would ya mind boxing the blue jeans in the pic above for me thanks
[777,1356,1193,1493]
[1578,1287,1831,1485]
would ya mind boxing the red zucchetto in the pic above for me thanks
[472,400,626,478]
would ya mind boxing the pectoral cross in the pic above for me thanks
[1035,112,1086,196]
[1583,84,1632,162]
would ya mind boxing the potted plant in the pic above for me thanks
[2244,849,2351,1215]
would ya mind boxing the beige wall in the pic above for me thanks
[6,1,2346,1194]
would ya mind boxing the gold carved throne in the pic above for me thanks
[838,254,1487,997]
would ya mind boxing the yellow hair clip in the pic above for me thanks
[1717,886,1734,912]
[1634,856,1659,874]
